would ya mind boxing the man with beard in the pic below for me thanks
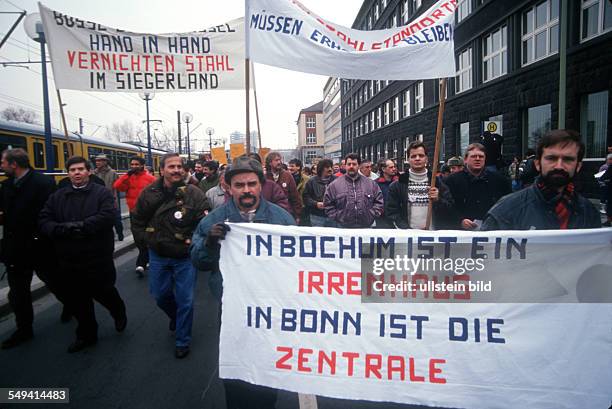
[193,161,205,182]
[265,152,303,221]
[482,130,600,230]
[131,153,207,358]
[190,156,294,409]
[39,156,127,353]
[303,158,336,227]
[445,143,511,230]
[114,156,156,277]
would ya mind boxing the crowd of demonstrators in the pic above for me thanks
[193,160,205,182]
[131,153,207,359]
[205,169,228,212]
[324,153,384,228]
[39,156,127,353]
[385,142,453,230]
[374,158,398,228]
[359,159,379,180]
[247,153,291,213]
[93,154,124,241]
[113,156,157,277]
[197,160,220,211]
[444,143,512,230]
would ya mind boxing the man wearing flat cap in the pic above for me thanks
[191,154,295,409]
[93,154,124,241]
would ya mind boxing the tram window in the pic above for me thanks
[0,134,27,153]
[33,142,45,168]
[118,151,129,170]
[63,143,74,164]
[53,145,59,169]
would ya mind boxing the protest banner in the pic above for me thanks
[211,146,228,165]
[39,3,246,92]
[219,223,612,409]
[246,0,456,80]
[229,143,246,159]
[258,147,271,161]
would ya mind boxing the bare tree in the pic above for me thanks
[1,107,39,124]
[106,120,139,142]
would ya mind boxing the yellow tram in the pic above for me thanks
[0,119,167,179]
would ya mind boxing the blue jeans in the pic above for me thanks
[148,250,196,347]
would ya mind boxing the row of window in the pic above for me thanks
[352,90,609,160]
[361,0,423,31]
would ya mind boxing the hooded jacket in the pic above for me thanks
[113,170,156,211]
[324,173,384,228]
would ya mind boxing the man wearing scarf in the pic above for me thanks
[482,130,601,230]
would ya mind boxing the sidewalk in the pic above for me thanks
[0,234,136,318]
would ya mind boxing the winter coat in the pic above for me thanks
[294,173,310,197]
[205,185,227,212]
[375,175,399,203]
[38,182,116,285]
[267,170,303,218]
[93,166,118,192]
[385,171,454,229]
[302,175,334,217]
[482,182,602,230]
[113,170,156,211]
[324,174,384,228]
[444,168,512,228]
[190,198,295,272]
[198,172,220,210]
[0,170,56,267]
[131,179,207,259]
[262,179,291,214]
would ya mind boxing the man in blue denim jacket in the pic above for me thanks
[190,155,294,409]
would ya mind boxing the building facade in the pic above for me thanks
[297,101,325,165]
[323,77,343,163]
[229,130,259,151]
[341,0,611,195]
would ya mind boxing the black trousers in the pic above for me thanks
[67,281,126,341]
[6,264,69,332]
[129,214,148,268]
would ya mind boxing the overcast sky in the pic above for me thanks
[0,0,362,150]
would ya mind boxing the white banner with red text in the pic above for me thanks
[39,3,245,92]
[247,0,457,80]
[219,223,612,409]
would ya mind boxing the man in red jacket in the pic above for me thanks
[265,151,303,222]
[113,156,156,277]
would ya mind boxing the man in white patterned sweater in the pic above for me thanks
[385,141,453,229]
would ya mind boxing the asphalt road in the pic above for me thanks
[0,249,450,409]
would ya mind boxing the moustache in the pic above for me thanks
[240,193,256,200]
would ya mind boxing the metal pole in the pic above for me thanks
[145,96,152,168]
[558,0,568,128]
[0,11,26,50]
[186,121,191,158]
[39,31,54,172]
[245,58,251,153]
[252,61,263,150]
[425,78,447,230]
[177,110,182,154]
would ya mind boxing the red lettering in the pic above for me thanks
[341,352,359,376]
[297,348,313,373]
[298,270,304,293]
[431,9,445,20]
[371,42,382,50]
[387,355,405,380]
[67,50,77,67]
[317,350,336,375]
[78,51,87,69]
[308,271,324,294]
[429,359,446,383]
[408,357,425,382]
[412,274,429,298]
[347,272,361,295]
[365,354,382,379]
[454,275,471,299]
[275,346,293,370]
[185,55,194,72]
[328,272,344,294]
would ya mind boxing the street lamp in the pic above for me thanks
[206,127,215,152]
[139,92,155,167]
[182,112,193,159]
[24,13,54,172]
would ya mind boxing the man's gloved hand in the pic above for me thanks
[127,168,137,176]
[55,221,85,238]
[205,223,231,247]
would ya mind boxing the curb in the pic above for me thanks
[0,237,136,318]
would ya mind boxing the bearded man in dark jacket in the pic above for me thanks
[39,156,127,353]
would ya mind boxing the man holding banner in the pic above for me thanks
[482,130,601,230]
[191,156,295,408]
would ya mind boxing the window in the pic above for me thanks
[581,0,612,41]
[382,0,388,10]
[391,13,398,28]
[369,81,374,97]
[523,104,552,152]
[368,12,373,30]
[415,81,424,113]
[384,101,390,125]
[403,89,411,117]
[33,141,45,168]
[456,0,472,23]
[393,139,399,159]
[456,48,472,93]
[374,3,380,21]
[306,116,316,128]
[364,115,369,134]
[483,26,507,82]
[373,80,379,94]
[522,0,559,66]
[458,122,470,155]
[393,96,399,122]
[377,106,383,128]
[52,144,59,169]
[305,150,317,162]
[488,114,504,139]
[370,111,375,131]
[307,132,316,144]
[580,91,608,158]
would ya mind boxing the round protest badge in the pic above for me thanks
[174,211,183,220]
[282,182,287,188]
